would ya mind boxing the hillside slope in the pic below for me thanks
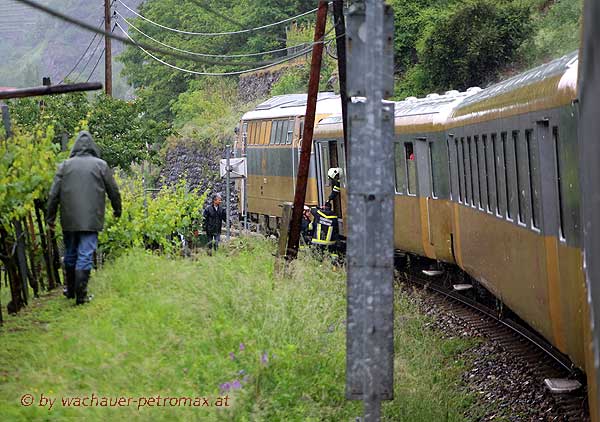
[0,0,142,96]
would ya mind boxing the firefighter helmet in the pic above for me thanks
[327,167,341,180]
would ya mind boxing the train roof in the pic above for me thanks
[315,90,478,137]
[450,50,578,122]
[241,92,341,121]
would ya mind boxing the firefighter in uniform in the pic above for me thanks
[327,167,341,205]
[310,202,339,261]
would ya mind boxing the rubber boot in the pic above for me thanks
[63,266,76,299]
[75,269,92,305]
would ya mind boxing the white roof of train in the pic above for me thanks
[241,92,341,121]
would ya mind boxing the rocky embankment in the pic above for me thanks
[159,140,239,217]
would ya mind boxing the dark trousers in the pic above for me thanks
[207,233,221,251]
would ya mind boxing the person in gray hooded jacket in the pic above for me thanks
[47,131,122,304]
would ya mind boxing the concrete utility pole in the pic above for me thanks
[578,1,600,419]
[104,0,113,97]
[333,0,349,163]
[285,0,329,260]
[345,1,395,421]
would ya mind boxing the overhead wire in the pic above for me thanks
[116,0,319,37]
[85,24,117,83]
[57,18,104,84]
[116,21,337,77]
[116,10,323,59]
[13,0,295,67]
[86,48,106,83]
[73,34,104,82]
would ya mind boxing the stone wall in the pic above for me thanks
[159,140,239,217]
[238,63,305,103]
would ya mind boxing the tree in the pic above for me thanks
[420,1,532,92]
[118,0,316,121]
[88,95,172,171]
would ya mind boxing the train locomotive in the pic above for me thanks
[236,50,597,414]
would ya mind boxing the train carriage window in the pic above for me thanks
[405,142,417,195]
[484,135,495,213]
[277,120,285,145]
[478,135,489,211]
[447,138,453,201]
[491,134,500,214]
[513,131,524,224]
[473,136,482,209]
[462,138,471,204]
[553,126,565,240]
[456,139,464,203]
[262,121,269,145]
[281,120,290,144]
[428,142,438,198]
[466,137,475,206]
[269,121,277,144]
[286,118,294,144]
[394,143,406,194]
[257,121,264,145]
[501,132,512,220]
[249,122,256,145]
[526,130,540,230]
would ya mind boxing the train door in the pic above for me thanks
[415,138,435,250]
[315,139,339,208]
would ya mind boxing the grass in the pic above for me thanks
[0,238,479,421]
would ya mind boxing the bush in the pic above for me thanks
[99,176,207,257]
[420,0,533,92]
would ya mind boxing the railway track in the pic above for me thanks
[396,266,589,421]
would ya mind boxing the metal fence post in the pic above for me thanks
[226,144,231,241]
[578,1,600,419]
[345,1,395,421]
[242,132,248,232]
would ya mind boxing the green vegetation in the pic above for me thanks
[389,0,582,98]
[0,239,478,421]
[99,176,206,257]
[119,0,317,120]
[9,93,171,172]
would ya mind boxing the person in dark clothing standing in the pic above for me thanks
[203,193,227,253]
[47,131,122,305]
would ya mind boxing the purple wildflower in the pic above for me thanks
[232,379,242,389]
[219,382,231,393]
[238,369,246,376]
[261,352,269,365]
[229,352,235,360]
[239,343,245,351]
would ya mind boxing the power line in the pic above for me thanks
[14,0,289,67]
[86,48,106,82]
[58,19,105,84]
[116,10,325,59]
[116,0,319,37]
[85,24,116,83]
[74,35,104,82]
[116,21,329,76]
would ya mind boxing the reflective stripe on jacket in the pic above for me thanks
[310,208,338,246]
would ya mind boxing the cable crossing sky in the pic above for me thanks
[116,0,320,36]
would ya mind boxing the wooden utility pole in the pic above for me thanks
[285,0,329,261]
[104,0,113,97]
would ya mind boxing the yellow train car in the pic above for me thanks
[235,93,341,232]
[313,51,596,414]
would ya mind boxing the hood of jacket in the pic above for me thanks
[70,131,101,158]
